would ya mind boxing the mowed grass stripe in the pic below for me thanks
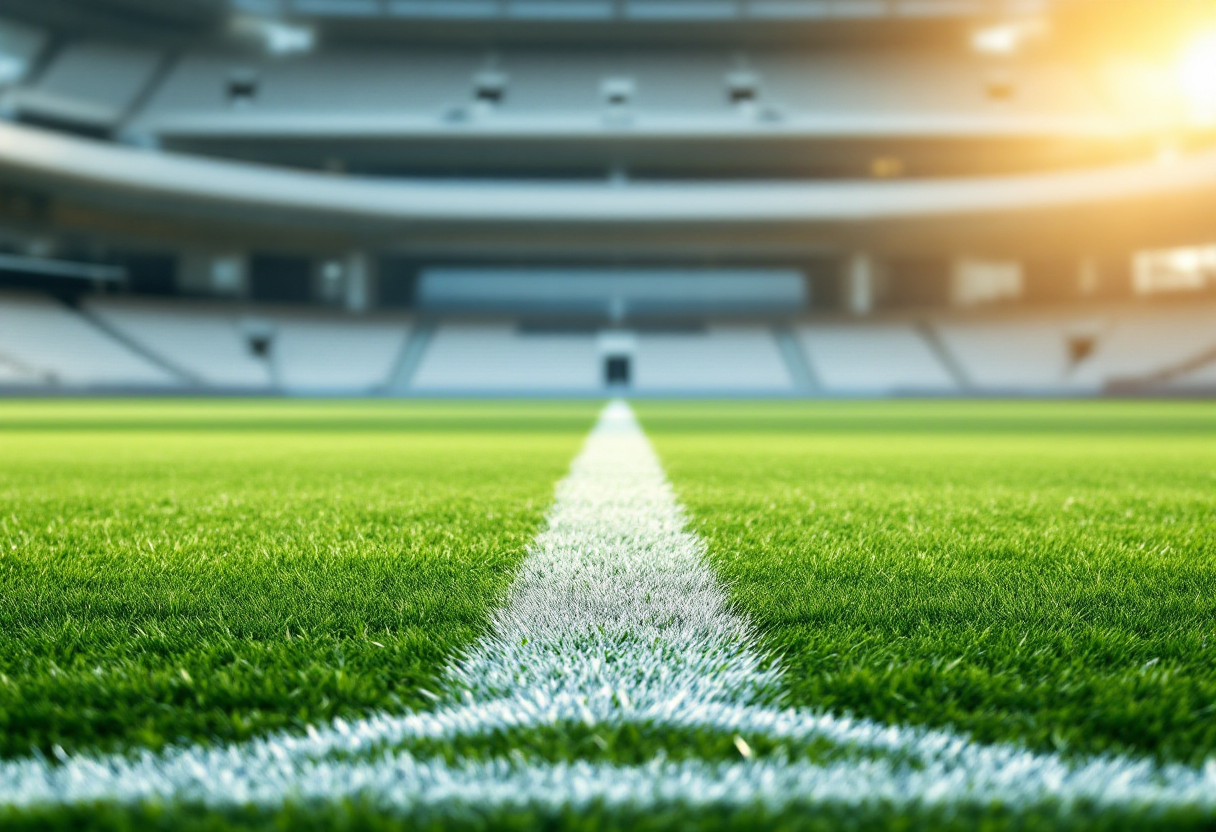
[640,400,1216,766]
[0,400,598,758]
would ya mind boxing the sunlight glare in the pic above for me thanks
[1179,30,1216,123]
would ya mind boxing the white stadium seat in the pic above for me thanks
[797,322,957,394]
[632,327,793,392]
[86,299,412,392]
[410,324,601,392]
[7,41,163,130]
[87,299,273,389]
[1079,305,1216,388]
[132,50,478,136]
[269,313,409,393]
[0,292,174,387]
[932,313,1106,393]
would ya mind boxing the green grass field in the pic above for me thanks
[0,401,597,758]
[1,399,1214,829]
[640,402,1216,767]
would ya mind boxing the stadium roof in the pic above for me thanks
[0,0,1164,30]
[228,0,1054,22]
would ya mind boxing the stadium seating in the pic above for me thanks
[270,312,409,393]
[0,0,1202,267]
[796,322,957,394]
[933,313,1107,393]
[0,0,1212,403]
[86,299,413,392]
[6,41,163,132]
[410,323,794,393]
[3,292,1215,394]
[0,292,174,387]
[1165,359,1216,390]
[1080,304,1216,389]
[410,324,601,392]
[752,51,1106,128]
[929,304,1216,392]
[86,298,275,389]
[133,50,476,135]
[129,46,1107,147]
[632,327,793,392]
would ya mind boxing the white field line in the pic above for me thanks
[448,398,778,711]
[1,400,1215,813]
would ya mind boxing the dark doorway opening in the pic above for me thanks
[249,253,311,303]
[605,355,630,386]
[247,333,272,359]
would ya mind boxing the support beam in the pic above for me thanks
[846,253,874,316]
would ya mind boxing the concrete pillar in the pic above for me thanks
[846,253,874,315]
[181,252,245,297]
[344,252,369,312]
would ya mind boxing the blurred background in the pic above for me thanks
[0,0,1215,396]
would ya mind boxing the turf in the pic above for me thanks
[0,399,597,758]
[3,398,1216,830]
[639,400,1216,767]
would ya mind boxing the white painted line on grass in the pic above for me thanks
[6,749,1216,815]
[449,398,779,712]
[1,401,1214,816]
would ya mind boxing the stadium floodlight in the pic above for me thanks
[1179,31,1216,124]
[230,15,316,56]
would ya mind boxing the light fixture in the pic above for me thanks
[230,15,315,57]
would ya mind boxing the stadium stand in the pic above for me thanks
[132,49,476,136]
[270,312,410,393]
[125,45,1118,183]
[410,324,601,392]
[1,0,1215,399]
[410,324,794,393]
[632,327,793,392]
[0,361,38,385]
[932,313,1107,393]
[1082,304,1216,390]
[86,299,274,389]
[1,290,1215,394]
[6,41,164,133]
[796,322,957,394]
[0,292,174,387]
[751,51,1108,130]
[84,301,410,393]
[1163,358,1216,391]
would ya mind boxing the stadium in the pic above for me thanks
[1,0,1215,828]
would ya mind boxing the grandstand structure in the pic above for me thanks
[0,0,1215,395]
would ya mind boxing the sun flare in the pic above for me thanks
[1179,30,1216,122]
